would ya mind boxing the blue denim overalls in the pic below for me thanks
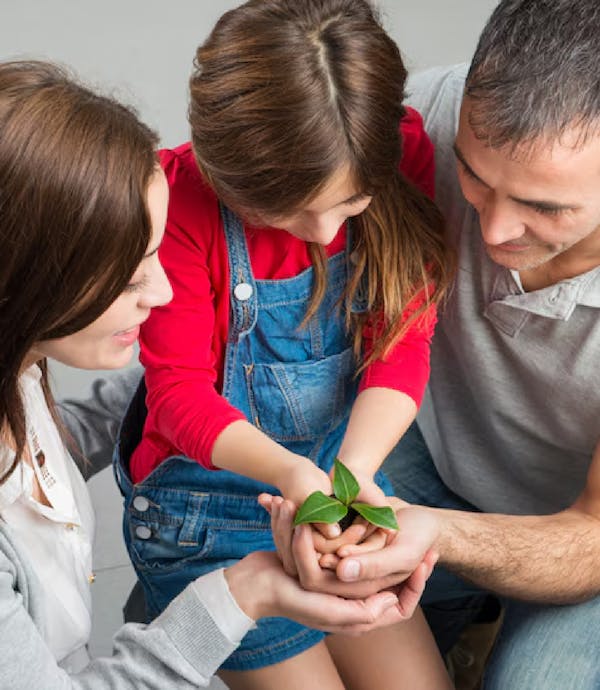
[114,204,392,671]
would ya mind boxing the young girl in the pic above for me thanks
[117,1,453,688]
[0,59,426,689]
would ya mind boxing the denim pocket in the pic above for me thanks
[245,346,355,442]
[127,488,211,573]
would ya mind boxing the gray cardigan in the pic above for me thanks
[0,367,247,688]
[0,521,244,688]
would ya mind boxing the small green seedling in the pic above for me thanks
[293,458,399,531]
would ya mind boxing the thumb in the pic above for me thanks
[337,545,408,582]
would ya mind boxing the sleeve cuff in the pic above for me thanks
[190,567,257,644]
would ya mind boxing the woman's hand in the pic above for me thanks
[224,546,436,636]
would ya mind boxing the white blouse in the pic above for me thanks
[0,365,95,670]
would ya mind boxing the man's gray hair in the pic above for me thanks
[466,0,600,151]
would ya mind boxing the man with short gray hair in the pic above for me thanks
[334,1,600,687]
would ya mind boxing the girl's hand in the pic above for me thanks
[312,467,396,566]
[341,466,388,507]
[274,456,340,539]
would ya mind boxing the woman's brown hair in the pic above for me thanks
[189,0,453,369]
[0,61,159,484]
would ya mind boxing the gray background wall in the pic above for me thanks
[1,0,497,400]
[0,0,497,668]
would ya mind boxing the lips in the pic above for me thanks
[113,324,141,346]
[491,242,531,253]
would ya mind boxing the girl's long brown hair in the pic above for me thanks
[0,61,158,484]
[189,0,453,369]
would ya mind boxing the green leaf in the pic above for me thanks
[332,458,360,506]
[351,503,399,530]
[293,491,348,526]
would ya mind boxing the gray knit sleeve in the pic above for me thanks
[57,367,143,480]
[0,527,251,689]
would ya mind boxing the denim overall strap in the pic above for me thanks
[220,203,259,340]
[219,203,365,470]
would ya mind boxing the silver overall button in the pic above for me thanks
[234,282,253,301]
[135,525,152,540]
[133,496,150,512]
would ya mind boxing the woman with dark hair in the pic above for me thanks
[0,59,432,689]
[116,0,454,688]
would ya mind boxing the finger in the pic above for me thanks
[313,521,341,539]
[312,522,367,554]
[336,546,414,583]
[257,493,276,514]
[271,499,297,576]
[309,590,400,634]
[325,592,411,637]
[292,524,327,587]
[394,562,428,620]
[422,549,440,578]
[336,527,387,557]
[319,552,340,570]
[336,529,387,557]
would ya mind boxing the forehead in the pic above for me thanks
[456,99,600,199]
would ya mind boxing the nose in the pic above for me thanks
[478,198,526,246]
[312,213,342,245]
[140,262,173,310]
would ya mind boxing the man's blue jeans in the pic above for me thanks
[383,424,600,690]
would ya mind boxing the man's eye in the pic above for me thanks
[459,162,481,183]
[531,204,563,217]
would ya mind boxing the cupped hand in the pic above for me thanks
[259,494,438,598]
[225,549,435,635]
[335,504,441,584]
[274,457,341,539]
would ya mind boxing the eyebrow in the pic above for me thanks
[452,143,580,213]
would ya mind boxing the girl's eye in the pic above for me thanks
[123,275,149,293]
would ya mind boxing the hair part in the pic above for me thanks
[466,0,600,152]
[189,0,452,368]
[0,61,159,483]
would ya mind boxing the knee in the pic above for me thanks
[483,603,600,690]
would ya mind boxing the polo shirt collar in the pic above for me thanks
[488,260,600,321]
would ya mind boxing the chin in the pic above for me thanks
[82,348,135,371]
[485,246,550,272]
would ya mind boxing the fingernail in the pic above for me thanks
[341,559,360,580]
[330,524,341,537]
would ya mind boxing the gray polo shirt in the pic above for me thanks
[407,65,600,515]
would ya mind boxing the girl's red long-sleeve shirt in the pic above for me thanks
[131,107,436,483]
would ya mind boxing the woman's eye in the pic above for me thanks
[123,276,149,293]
